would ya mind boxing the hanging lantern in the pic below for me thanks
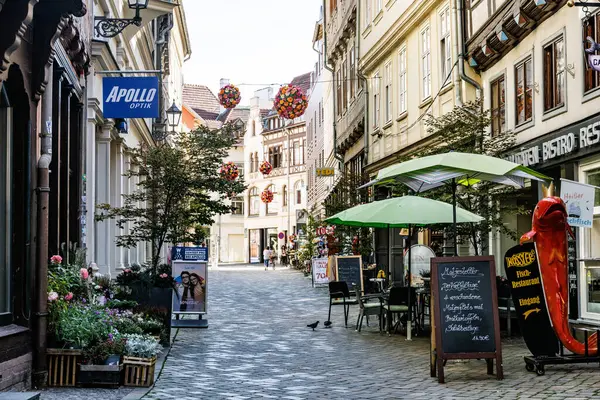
[220,161,239,181]
[259,160,273,176]
[261,189,274,203]
[218,84,241,109]
[273,84,308,120]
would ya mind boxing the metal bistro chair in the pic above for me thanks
[383,286,417,335]
[354,286,384,333]
[328,281,357,327]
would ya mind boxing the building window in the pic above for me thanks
[350,44,356,99]
[251,120,256,136]
[440,8,451,84]
[250,154,254,173]
[249,187,260,216]
[282,185,287,207]
[330,0,337,13]
[318,101,322,127]
[292,141,305,165]
[584,14,600,92]
[398,47,407,114]
[543,36,565,112]
[515,56,533,125]
[421,26,431,99]
[232,196,244,215]
[491,75,506,137]
[375,0,382,15]
[342,56,348,110]
[384,61,392,123]
[295,180,304,205]
[268,145,282,168]
[266,185,278,215]
[336,68,342,116]
[364,0,372,26]
[373,72,380,128]
[236,163,244,179]
[254,152,259,172]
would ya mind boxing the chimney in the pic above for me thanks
[219,78,230,114]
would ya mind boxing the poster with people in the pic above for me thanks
[172,261,207,314]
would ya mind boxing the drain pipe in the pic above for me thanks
[456,0,481,98]
[33,75,53,388]
[451,0,462,106]
[323,0,344,167]
[356,3,369,168]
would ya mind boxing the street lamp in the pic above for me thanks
[95,0,150,38]
[166,101,182,133]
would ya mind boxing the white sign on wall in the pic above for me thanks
[312,258,329,286]
[560,178,596,228]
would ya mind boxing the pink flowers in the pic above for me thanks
[80,268,89,280]
[50,255,62,265]
[159,273,168,279]
[48,292,58,302]
[123,269,132,274]
[64,292,73,301]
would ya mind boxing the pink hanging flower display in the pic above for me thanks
[50,255,62,265]
[80,268,89,280]
[274,84,308,120]
[220,161,240,181]
[261,189,274,203]
[218,84,241,109]
[259,161,273,176]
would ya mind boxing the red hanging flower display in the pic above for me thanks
[274,84,308,120]
[218,84,241,109]
[220,161,239,181]
[261,189,274,203]
[259,161,273,176]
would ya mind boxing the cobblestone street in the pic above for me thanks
[138,266,600,400]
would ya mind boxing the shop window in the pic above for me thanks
[232,196,244,215]
[515,57,533,125]
[491,75,506,137]
[581,166,600,317]
[266,185,278,215]
[249,187,260,216]
[584,14,600,93]
[543,36,565,112]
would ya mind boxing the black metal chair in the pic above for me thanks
[383,286,418,334]
[354,286,384,333]
[328,281,357,327]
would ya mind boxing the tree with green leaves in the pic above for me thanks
[96,123,246,272]
[389,99,529,255]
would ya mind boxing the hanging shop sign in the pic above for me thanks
[103,77,159,118]
[560,178,596,228]
[505,114,600,167]
[316,167,335,177]
[585,37,600,72]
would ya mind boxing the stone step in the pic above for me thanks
[0,392,41,400]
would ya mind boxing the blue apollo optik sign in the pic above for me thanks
[102,76,159,118]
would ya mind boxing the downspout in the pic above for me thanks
[456,0,481,98]
[322,0,344,166]
[34,75,53,388]
[451,0,462,106]
[356,3,369,169]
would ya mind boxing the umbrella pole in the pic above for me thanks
[407,224,412,341]
[452,178,458,256]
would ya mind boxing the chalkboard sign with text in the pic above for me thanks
[335,256,363,293]
[431,256,503,383]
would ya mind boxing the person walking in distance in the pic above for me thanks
[263,247,271,271]
[281,245,288,267]
[270,247,277,270]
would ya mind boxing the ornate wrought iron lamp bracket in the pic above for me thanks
[94,7,142,38]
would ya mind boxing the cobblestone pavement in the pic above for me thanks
[141,266,600,400]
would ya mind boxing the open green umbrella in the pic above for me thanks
[324,196,484,340]
[361,152,551,255]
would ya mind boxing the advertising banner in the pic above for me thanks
[560,178,596,228]
[171,246,208,262]
[504,243,558,357]
[103,76,159,118]
[312,258,329,286]
[172,261,207,314]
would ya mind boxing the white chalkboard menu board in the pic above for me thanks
[431,256,503,383]
[335,256,363,293]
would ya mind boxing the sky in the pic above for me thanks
[182,0,323,105]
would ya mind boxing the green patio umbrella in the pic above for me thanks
[361,151,551,255]
[324,196,484,340]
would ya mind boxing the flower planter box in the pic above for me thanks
[123,356,157,387]
[47,348,82,387]
[78,364,123,387]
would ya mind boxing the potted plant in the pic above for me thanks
[79,335,126,387]
[122,334,163,387]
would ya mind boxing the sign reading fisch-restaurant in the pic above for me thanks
[506,114,600,167]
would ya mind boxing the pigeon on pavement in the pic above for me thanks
[307,321,319,331]
[324,321,332,328]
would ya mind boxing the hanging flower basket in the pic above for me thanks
[259,161,273,176]
[274,84,308,120]
[261,189,274,203]
[218,84,241,109]
[289,234,297,243]
[220,161,239,181]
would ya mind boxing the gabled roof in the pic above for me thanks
[259,109,271,118]
[183,84,220,114]
[290,72,312,96]
[217,107,250,124]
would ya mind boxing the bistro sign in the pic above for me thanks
[506,115,600,167]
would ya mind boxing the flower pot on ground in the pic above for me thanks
[78,364,123,388]
[47,348,82,387]
[122,334,162,387]
[78,336,126,387]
